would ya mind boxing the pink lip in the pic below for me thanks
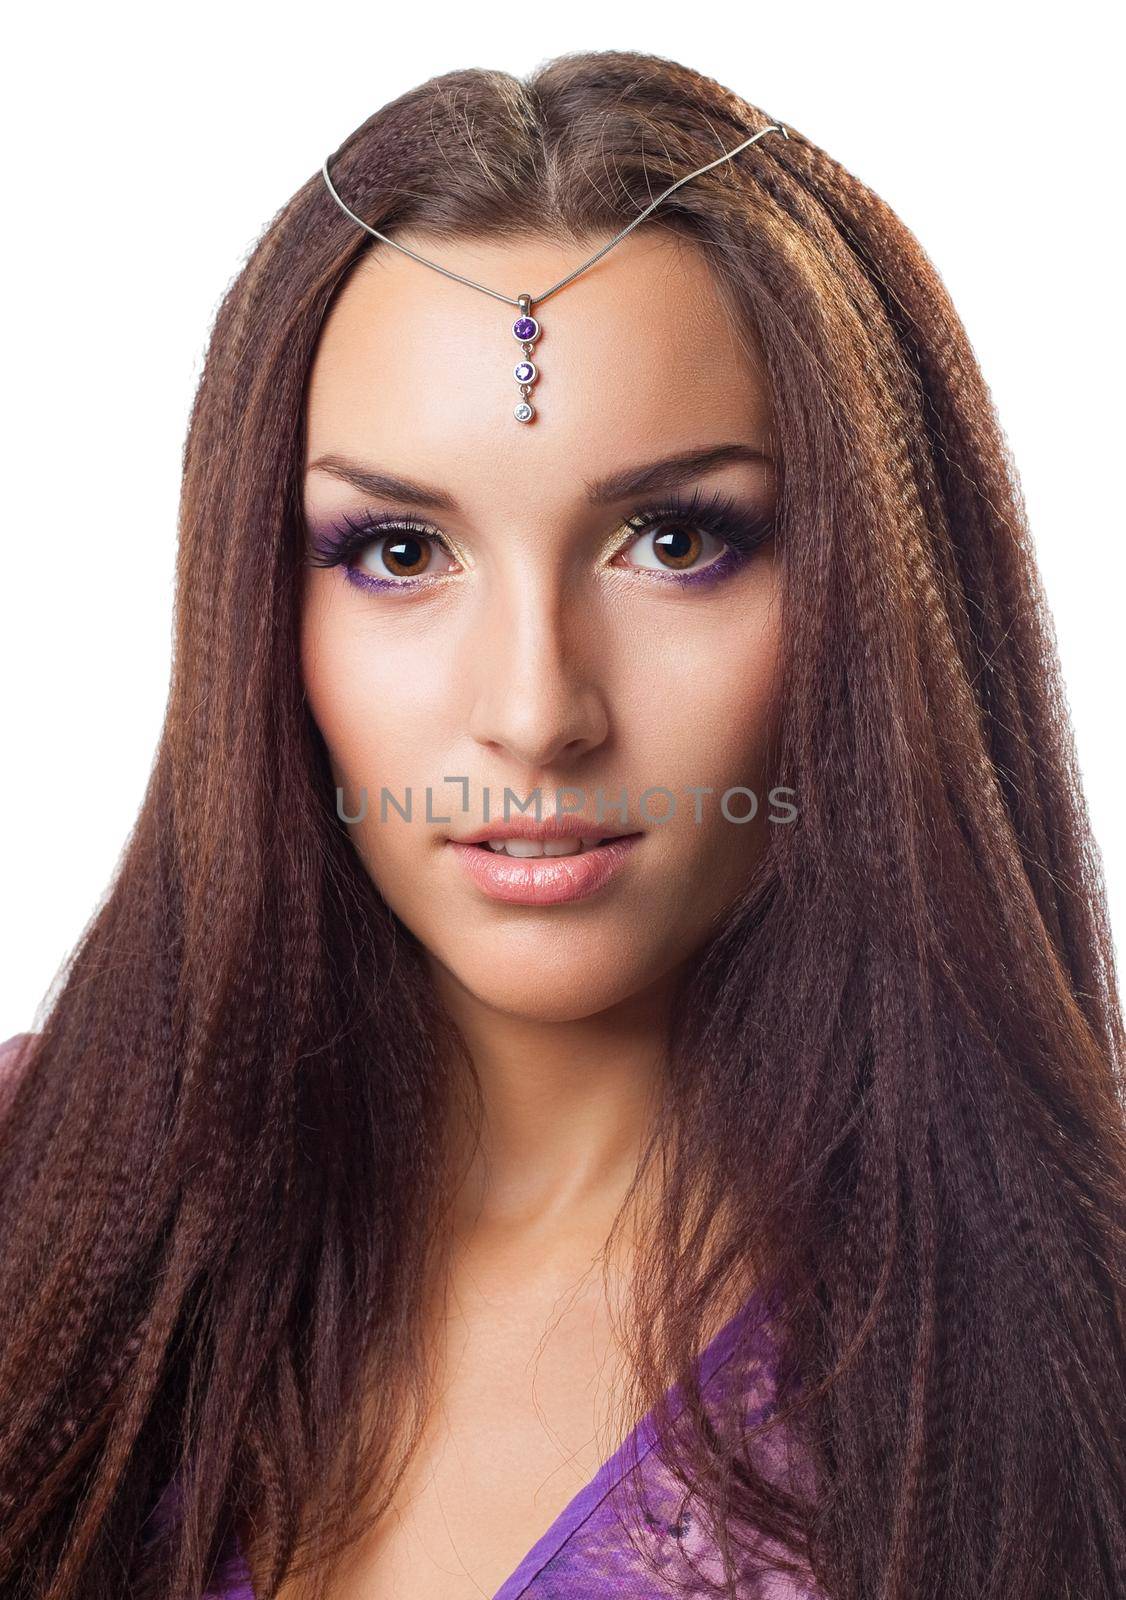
[446,835,641,906]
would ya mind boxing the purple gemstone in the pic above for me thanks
[513,316,539,341]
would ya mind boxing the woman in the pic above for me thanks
[1,47,1123,1600]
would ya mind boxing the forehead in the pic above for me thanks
[304,226,773,510]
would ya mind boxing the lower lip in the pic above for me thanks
[446,835,642,906]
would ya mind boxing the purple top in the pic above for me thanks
[202,1285,821,1600]
[0,1034,823,1598]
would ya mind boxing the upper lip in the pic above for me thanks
[451,815,641,846]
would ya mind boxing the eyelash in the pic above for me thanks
[304,485,775,594]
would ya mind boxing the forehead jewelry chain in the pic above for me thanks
[321,120,789,425]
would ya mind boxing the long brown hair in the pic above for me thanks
[1,49,1123,1600]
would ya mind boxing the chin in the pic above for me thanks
[428,943,645,1024]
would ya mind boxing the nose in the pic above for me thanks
[465,567,610,770]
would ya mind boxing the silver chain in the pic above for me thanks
[320,121,789,309]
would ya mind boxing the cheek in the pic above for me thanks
[299,575,444,784]
[620,579,782,794]
[300,583,377,782]
[299,576,460,899]
[299,583,423,884]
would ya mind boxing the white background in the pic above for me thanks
[1,2,1122,1040]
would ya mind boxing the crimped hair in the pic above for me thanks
[1,48,1123,1600]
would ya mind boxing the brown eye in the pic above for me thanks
[355,532,454,581]
[650,525,701,569]
[380,534,430,577]
[622,521,725,573]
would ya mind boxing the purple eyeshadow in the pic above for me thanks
[305,487,772,596]
[340,563,427,594]
[631,544,749,588]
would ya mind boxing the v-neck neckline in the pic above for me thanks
[226,1284,770,1600]
[489,1282,769,1600]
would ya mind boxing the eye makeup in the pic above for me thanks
[303,483,775,596]
[615,484,775,590]
[305,508,458,593]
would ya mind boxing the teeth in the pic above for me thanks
[485,837,603,857]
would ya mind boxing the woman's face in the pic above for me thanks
[300,227,782,1023]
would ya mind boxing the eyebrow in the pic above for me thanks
[306,441,774,513]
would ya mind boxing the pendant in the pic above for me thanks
[511,293,539,422]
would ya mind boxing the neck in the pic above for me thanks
[426,955,675,1239]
